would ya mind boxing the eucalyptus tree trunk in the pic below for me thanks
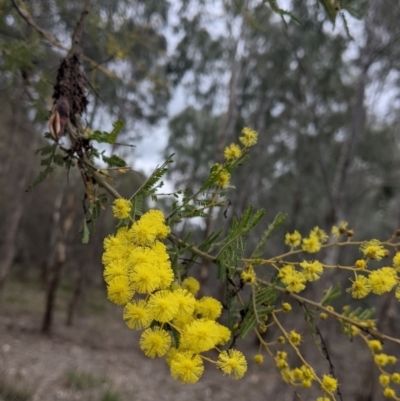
[41,189,76,334]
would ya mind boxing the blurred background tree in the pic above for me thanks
[1,0,400,399]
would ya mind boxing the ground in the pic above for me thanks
[0,280,392,401]
[0,281,282,401]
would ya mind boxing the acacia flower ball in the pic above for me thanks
[195,296,222,320]
[217,349,247,379]
[170,351,204,383]
[369,268,397,295]
[112,198,132,219]
[302,234,322,253]
[360,239,386,260]
[254,354,264,364]
[239,127,258,147]
[299,260,323,281]
[348,275,371,299]
[216,169,231,188]
[147,290,179,323]
[379,374,391,387]
[106,276,133,305]
[285,230,302,247]
[321,374,338,393]
[123,300,152,330]
[393,252,400,270]
[392,373,400,384]
[224,143,242,160]
[383,388,396,399]
[311,226,329,243]
[289,330,302,346]
[140,327,171,358]
[182,277,200,295]
[368,340,382,352]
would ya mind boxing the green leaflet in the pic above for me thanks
[239,286,278,338]
[102,154,127,168]
[91,120,124,144]
[252,212,287,259]
[27,143,58,192]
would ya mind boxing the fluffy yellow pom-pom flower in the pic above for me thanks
[299,260,323,281]
[147,290,179,323]
[106,276,134,305]
[140,327,171,358]
[182,277,200,295]
[321,374,338,393]
[360,239,386,260]
[224,143,242,160]
[302,234,321,253]
[180,319,221,353]
[123,300,152,330]
[217,349,247,379]
[348,275,371,299]
[239,127,258,147]
[173,289,196,317]
[369,268,397,295]
[129,263,161,294]
[170,351,204,383]
[216,169,231,188]
[289,330,302,346]
[368,340,382,352]
[112,198,132,219]
[195,296,222,320]
[285,230,302,247]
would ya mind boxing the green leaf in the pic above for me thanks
[102,154,127,168]
[91,120,124,144]
[252,212,287,258]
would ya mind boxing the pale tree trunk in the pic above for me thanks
[41,189,76,334]
[0,172,28,292]
[0,109,40,295]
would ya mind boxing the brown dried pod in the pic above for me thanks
[49,97,70,140]
[49,110,61,140]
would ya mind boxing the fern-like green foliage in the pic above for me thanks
[341,305,376,338]
[26,143,58,192]
[91,120,124,144]
[239,286,278,338]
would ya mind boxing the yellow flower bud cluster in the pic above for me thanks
[102,209,246,383]
[217,127,258,188]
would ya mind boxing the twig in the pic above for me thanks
[263,281,400,346]
[69,0,91,55]
[11,0,140,87]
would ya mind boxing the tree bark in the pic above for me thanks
[41,189,76,334]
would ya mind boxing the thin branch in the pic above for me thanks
[268,282,400,346]
[69,0,91,55]
[12,0,67,50]
[11,0,140,87]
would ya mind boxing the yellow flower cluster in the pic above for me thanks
[366,338,400,399]
[103,209,172,305]
[285,226,328,253]
[275,352,316,389]
[348,267,398,299]
[167,298,247,382]
[218,127,258,188]
[278,260,324,294]
[103,209,246,383]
